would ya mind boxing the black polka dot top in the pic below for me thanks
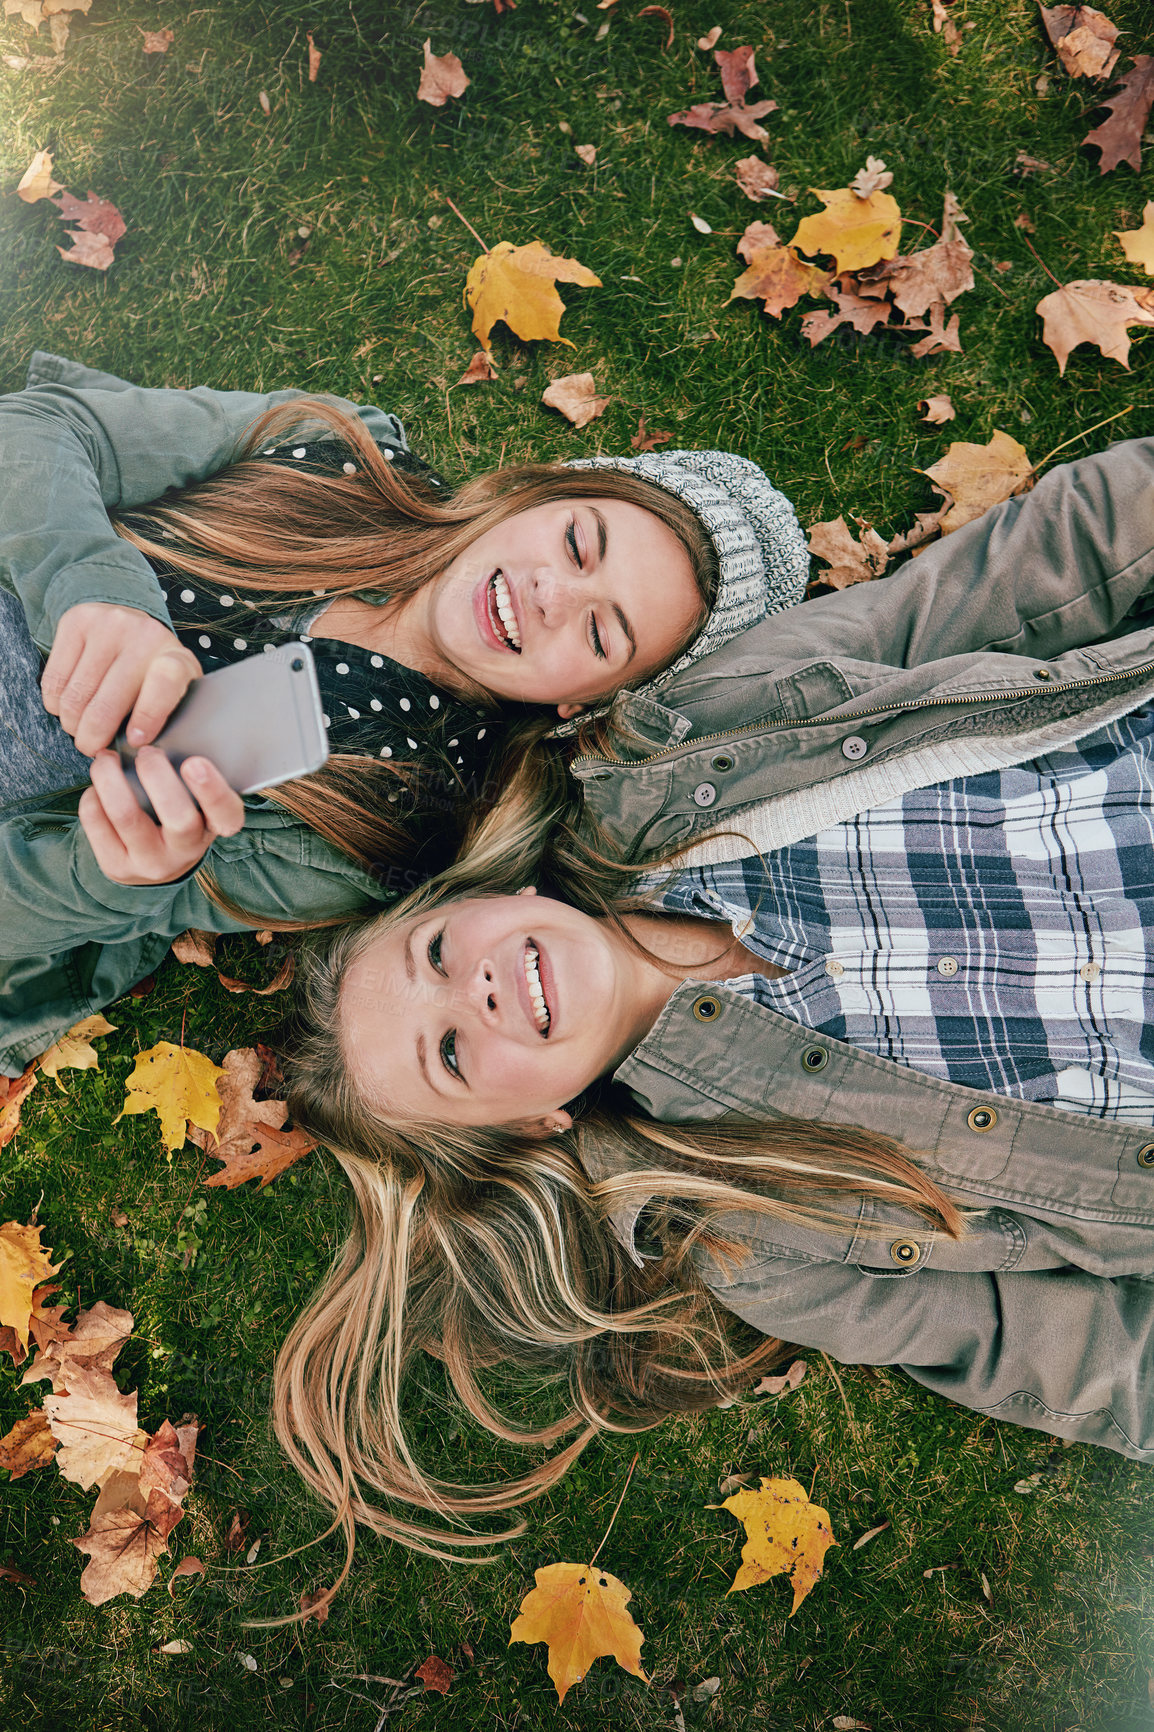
[118,436,503,803]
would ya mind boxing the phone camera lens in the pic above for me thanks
[291,658,304,672]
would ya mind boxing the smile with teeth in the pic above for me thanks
[523,941,551,1035]
[488,572,522,653]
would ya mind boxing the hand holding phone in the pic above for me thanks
[80,749,246,886]
[42,602,202,755]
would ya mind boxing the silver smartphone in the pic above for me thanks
[115,642,329,818]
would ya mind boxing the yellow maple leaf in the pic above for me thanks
[509,1562,648,1704]
[117,1041,223,1156]
[1115,201,1154,275]
[0,1221,61,1355]
[791,185,902,274]
[722,1475,838,1611]
[465,241,601,348]
[39,1014,117,1090]
[920,431,1034,534]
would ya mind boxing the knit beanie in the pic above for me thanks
[563,448,809,698]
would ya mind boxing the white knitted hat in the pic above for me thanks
[563,448,809,697]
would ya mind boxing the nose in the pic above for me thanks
[530,564,583,628]
[471,955,498,1018]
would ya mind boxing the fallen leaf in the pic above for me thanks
[0,1410,57,1479]
[722,1477,837,1610]
[752,1358,808,1395]
[1036,278,1154,372]
[189,1047,315,1189]
[631,415,672,451]
[16,147,62,201]
[141,27,173,53]
[1083,56,1154,173]
[852,1519,891,1550]
[51,188,127,272]
[714,44,759,104]
[541,372,611,428]
[980,1570,993,1602]
[807,516,891,587]
[882,190,973,318]
[171,930,217,967]
[697,26,722,49]
[734,156,781,201]
[1014,150,1055,174]
[306,30,321,81]
[1115,201,1154,271]
[224,1510,250,1551]
[929,0,961,53]
[465,240,601,347]
[259,89,271,115]
[908,301,963,358]
[920,431,1034,532]
[509,1562,648,1706]
[1014,211,1036,231]
[416,1655,454,1693]
[43,1362,145,1491]
[0,1066,38,1150]
[39,1014,116,1088]
[718,1471,754,1496]
[0,1562,36,1586]
[21,1299,134,1393]
[118,1041,223,1156]
[688,1677,721,1702]
[850,155,893,197]
[730,225,832,318]
[138,1417,198,1506]
[73,1469,183,1605]
[417,38,469,106]
[574,143,597,166]
[216,954,294,995]
[1039,4,1120,79]
[167,1555,206,1595]
[300,1587,332,1624]
[800,280,895,345]
[158,1639,193,1654]
[0,1221,60,1353]
[791,185,902,274]
[458,349,499,384]
[638,5,673,48]
[668,97,778,143]
[690,212,713,234]
[832,1719,872,1730]
[919,393,956,423]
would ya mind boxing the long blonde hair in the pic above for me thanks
[113,396,718,922]
[264,858,965,1618]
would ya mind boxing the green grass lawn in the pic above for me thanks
[2,1,1154,1728]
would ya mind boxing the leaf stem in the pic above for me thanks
[1017,228,1063,289]
[445,197,489,253]
[589,1450,639,1565]
[1033,406,1133,473]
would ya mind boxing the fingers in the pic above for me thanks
[81,749,239,886]
[41,604,199,755]
[179,758,245,836]
[124,651,200,749]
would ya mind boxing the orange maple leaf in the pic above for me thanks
[464,242,601,348]
[722,1476,838,1611]
[509,1562,648,1705]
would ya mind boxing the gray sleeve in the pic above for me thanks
[0,352,409,650]
[698,1243,1154,1461]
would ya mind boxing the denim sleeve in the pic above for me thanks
[1,351,409,651]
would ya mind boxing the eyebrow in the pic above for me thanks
[592,507,608,561]
[416,1031,439,1097]
[590,508,636,664]
[613,603,637,663]
[403,924,416,984]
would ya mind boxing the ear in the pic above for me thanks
[555,701,586,721]
[516,885,538,897]
[520,1108,573,1136]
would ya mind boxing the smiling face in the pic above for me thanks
[339,893,661,1129]
[420,498,705,716]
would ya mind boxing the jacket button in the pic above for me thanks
[937,955,959,977]
[841,735,868,761]
[692,782,717,807]
[967,1106,997,1132]
[824,958,845,978]
[1034,668,1053,680]
[800,1045,828,1072]
[890,1238,922,1265]
[1137,1145,1154,1168]
[711,753,735,772]
[692,995,721,1022]
[1079,962,1100,982]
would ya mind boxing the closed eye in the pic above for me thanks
[427,928,446,975]
[440,1028,462,1080]
[588,614,606,660]
[565,518,584,569]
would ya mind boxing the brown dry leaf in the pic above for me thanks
[574,143,597,166]
[800,281,895,346]
[141,27,173,53]
[929,0,960,51]
[887,508,949,556]
[465,241,601,347]
[299,1586,332,1624]
[224,1509,250,1551]
[697,26,722,49]
[791,185,902,274]
[43,1363,144,1491]
[1039,4,1120,79]
[139,1417,198,1507]
[1,1282,71,1367]
[258,89,271,115]
[921,431,1034,533]
[0,1066,38,1151]
[1084,57,1154,173]
[118,1041,223,1156]
[16,147,62,202]
[638,5,673,48]
[0,1410,57,1479]
[52,189,126,271]
[458,350,499,384]
[416,1655,454,1693]
[668,97,778,144]
[714,44,759,103]
[852,1519,891,1550]
[919,393,956,423]
[734,156,781,201]
[0,1562,36,1586]
[509,1562,648,1705]
[1116,202,1154,273]
[306,30,321,81]
[418,39,469,106]
[631,415,672,451]
[908,301,963,357]
[1014,150,1055,174]
[730,224,831,318]
[167,1555,206,1595]
[171,929,217,967]
[216,953,294,995]
[882,191,973,318]
[541,372,611,428]
[1014,211,1036,231]
[189,1046,315,1190]
[1036,278,1154,372]
[832,1719,873,1731]
[73,1469,183,1606]
[0,1222,61,1354]
[21,1299,134,1394]
[39,1014,116,1089]
[850,155,893,197]
[722,1477,838,1610]
[753,1358,808,1395]
[807,517,891,587]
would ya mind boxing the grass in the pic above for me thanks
[2,0,1154,1727]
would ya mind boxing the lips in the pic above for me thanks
[477,570,522,654]
[522,939,552,1037]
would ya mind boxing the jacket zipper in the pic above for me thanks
[571,660,1154,772]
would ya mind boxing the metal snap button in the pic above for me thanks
[1137,1145,1154,1168]
[890,1238,921,1265]
[1079,962,1100,983]
[801,1045,828,1072]
[937,956,959,977]
[692,995,721,1022]
[841,735,868,761]
[711,753,735,772]
[967,1106,997,1132]
[1034,668,1053,681]
[731,916,755,940]
[824,958,845,978]
[692,782,718,807]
